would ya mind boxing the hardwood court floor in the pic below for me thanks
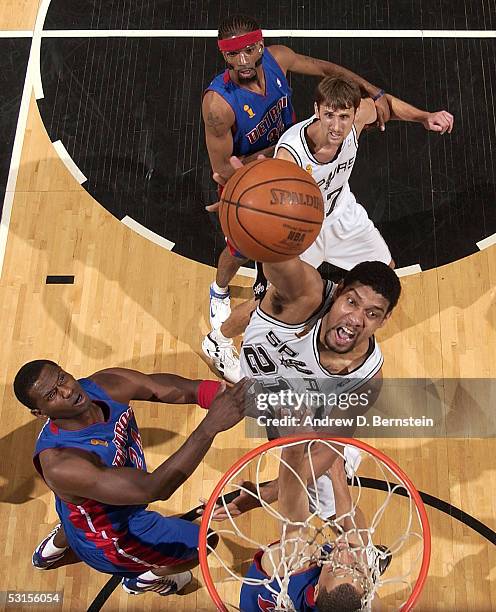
[0,3,495,610]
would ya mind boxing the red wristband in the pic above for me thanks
[197,380,222,409]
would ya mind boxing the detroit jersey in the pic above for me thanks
[205,49,294,157]
[239,550,321,612]
[33,378,151,569]
[240,281,383,397]
[240,548,322,611]
[275,115,359,220]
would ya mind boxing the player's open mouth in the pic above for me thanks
[335,326,356,344]
[239,68,255,76]
[74,393,84,406]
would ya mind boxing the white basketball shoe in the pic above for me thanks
[202,330,241,384]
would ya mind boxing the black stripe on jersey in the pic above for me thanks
[351,124,359,149]
[277,143,302,166]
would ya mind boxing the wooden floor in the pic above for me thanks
[0,3,495,610]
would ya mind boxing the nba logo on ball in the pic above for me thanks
[219,159,324,263]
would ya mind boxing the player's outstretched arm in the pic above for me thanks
[263,257,324,306]
[202,91,238,182]
[90,367,220,406]
[268,45,390,129]
[385,94,454,134]
[42,379,250,505]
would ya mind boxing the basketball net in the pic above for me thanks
[199,437,430,611]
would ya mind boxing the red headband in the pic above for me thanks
[218,30,263,52]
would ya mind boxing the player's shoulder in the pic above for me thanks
[88,368,135,399]
[202,88,234,114]
[266,44,293,67]
[39,445,97,475]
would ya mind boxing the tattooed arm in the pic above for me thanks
[202,91,240,181]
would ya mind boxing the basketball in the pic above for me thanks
[219,158,324,262]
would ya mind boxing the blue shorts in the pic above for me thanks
[65,508,200,578]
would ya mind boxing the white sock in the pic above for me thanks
[212,282,229,294]
[136,570,163,584]
[42,538,68,557]
[212,327,232,344]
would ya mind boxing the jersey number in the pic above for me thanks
[243,345,277,376]
[326,186,343,217]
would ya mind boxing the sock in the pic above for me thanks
[41,538,68,558]
[212,327,232,344]
[212,281,229,295]
[136,570,163,584]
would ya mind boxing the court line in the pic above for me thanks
[395,264,423,277]
[38,29,496,38]
[0,30,33,37]
[121,215,175,251]
[2,29,496,39]
[238,266,257,278]
[0,0,51,279]
[476,234,496,250]
[52,140,87,184]
[32,0,51,99]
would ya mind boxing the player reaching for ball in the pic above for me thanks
[203,77,453,383]
[204,14,393,333]
[16,360,249,597]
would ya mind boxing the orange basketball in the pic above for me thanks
[219,159,324,262]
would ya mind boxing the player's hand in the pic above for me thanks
[198,480,263,521]
[205,154,266,212]
[204,377,250,432]
[373,95,391,131]
[213,156,244,187]
[422,110,454,134]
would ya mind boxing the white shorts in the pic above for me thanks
[300,200,392,270]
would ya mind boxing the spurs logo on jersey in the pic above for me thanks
[240,281,383,396]
[274,115,358,219]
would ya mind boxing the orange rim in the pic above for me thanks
[199,435,431,612]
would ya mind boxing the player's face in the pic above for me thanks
[223,43,264,82]
[29,364,91,419]
[322,283,391,354]
[315,103,356,145]
[315,544,366,598]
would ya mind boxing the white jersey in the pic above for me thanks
[240,281,383,398]
[275,115,358,220]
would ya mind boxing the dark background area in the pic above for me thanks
[43,0,496,32]
[37,30,496,270]
[0,39,31,220]
[2,2,496,272]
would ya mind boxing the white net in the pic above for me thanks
[202,438,429,611]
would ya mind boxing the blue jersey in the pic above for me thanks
[240,548,321,611]
[205,49,295,156]
[33,378,154,572]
